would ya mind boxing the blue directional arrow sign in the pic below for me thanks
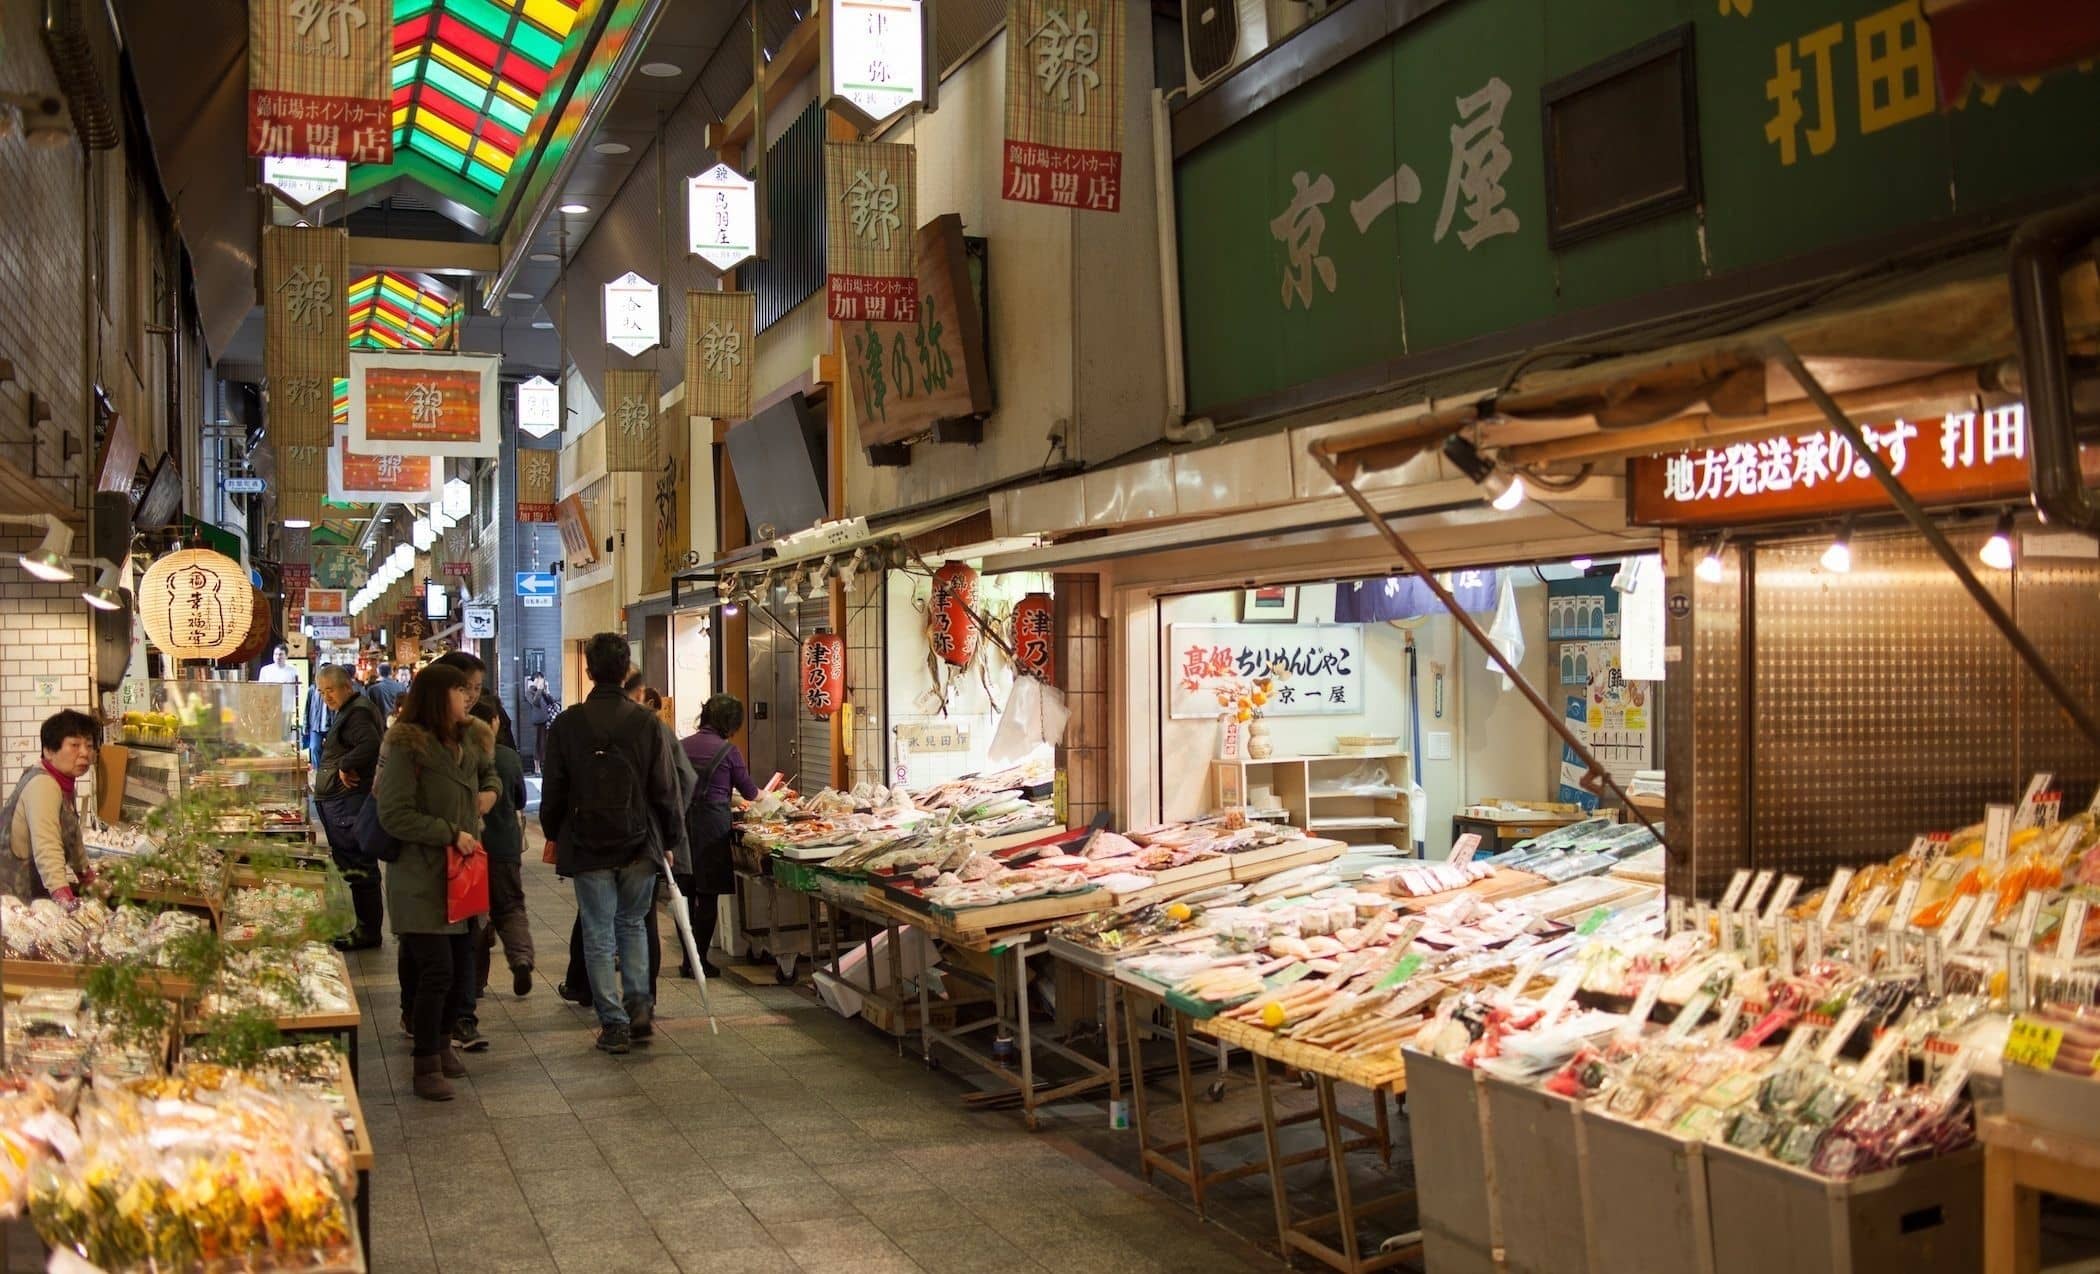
[515,572,557,598]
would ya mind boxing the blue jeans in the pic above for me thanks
[573,858,656,1028]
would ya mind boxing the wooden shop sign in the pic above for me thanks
[846,214,993,452]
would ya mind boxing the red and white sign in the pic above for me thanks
[1001,0,1124,213]
[247,0,394,164]
[442,561,473,578]
[305,587,347,617]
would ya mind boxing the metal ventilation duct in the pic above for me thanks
[40,0,116,149]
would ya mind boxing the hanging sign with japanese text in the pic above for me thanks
[304,587,346,617]
[247,0,393,163]
[1168,623,1365,719]
[825,141,918,323]
[328,423,443,504]
[1013,592,1055,681]
[263,227,348,457]
[347,351,500,457]
[263,155,348,208]
[555,494,600,570]
[517,448,558,523]
[602,369,660,473]
[686,292,755,421]
[1003,0,1123,211]
[516,375,561,438]
[688,164,758,275]
[846,214,994,450]
[1628,405,2044,526]
[825,0,926,129]
[604,271,661,357]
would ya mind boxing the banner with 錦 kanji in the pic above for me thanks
[825,142,918,323]
[347,351,501,457]
[328,424,443,504]
[247,0,393,163]
[686,292,755,421]
[517,448,558,523]
[263,227,347,460]
[603,369,660,473]
[1003,0,1123,211]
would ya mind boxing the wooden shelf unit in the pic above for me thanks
[1214,752,1413,856]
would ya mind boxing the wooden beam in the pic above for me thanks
[704,4,824,153]
[348,236,502,274]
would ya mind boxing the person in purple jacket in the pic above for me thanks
[678,694,759,977]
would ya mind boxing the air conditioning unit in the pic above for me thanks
[1182,0,1272,94]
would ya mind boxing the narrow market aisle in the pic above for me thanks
[345,836,1287,1274]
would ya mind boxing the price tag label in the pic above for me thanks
[1859,1030,1906,1083]
[1710,994,1744,1042]
[1818,868,1856,929]
[1389,917,1426,950]
[1763,876,1804,925]
[1925,934,1944,998]
[1931,1057,1973,1107]
[1781,1020,1818,1063]
[1855,883,1891,930]
[1449,833,1483,866]
[1892,878,1923,931]
[2010,945,2033,1012]
[1806,918,1825,964]
[1740,870,1776,917]
[2018,890,2046,946]
[2016,773,2056,831]
[1718,870,1753,914]
[1743,914,1762,958]
[1541,961,1585,1015]
[1959,893,1996,952]
[1851,918,1870,963]
[1985,803,2016,863]
[1579,906,1611,937]
[1375,953,1425,990]
[1267,962,1314,990]
[1941,895,1978,949]
[1667,896,1686,936]
[1906,835,1933,864]
[1619,977,1663,1042]
[1817,1005,1870,1063]
[2004,1016,2063,1070]
[1694,900,1713,940]
[1668,991,1715,1041]
[1718,909,1738,954]
[2061,897,2091,962]
[1500,952,1544,1007]
[1777,915,1796,977]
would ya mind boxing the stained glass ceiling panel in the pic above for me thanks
[374,0,585,205]
[347,271,464,350]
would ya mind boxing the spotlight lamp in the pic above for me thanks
[1979,511,2015,571]
[1821,518,1854,575]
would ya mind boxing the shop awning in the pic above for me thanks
[670,500,987,604]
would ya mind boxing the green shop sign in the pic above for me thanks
[1174,0,2100,417]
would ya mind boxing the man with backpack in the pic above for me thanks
[538,632,684,1054]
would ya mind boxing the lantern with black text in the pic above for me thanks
[139,549,253,661]
[1012,592,1054,681]
[929,561,980,668]
[801,631,845,719]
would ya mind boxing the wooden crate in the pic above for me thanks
[1482,1074,1591,1274]
[1581,1108,1714,1274]
[1403,1048,1499,1274]
[1704,1143,1981,1274]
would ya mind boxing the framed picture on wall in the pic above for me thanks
[1240,586,1299,623]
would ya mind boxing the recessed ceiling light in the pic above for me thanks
[529,251,559,263]
[532,320,554,329]
[639,61,682,77]
[559,202,589,215]
[506,290,534,301]
[593,140,631,155]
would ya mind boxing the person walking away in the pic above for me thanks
[522,672,555,776]
[374,664,497,1101]
[365,664,404,718]
[467,699,534,1000]
[681,695,758,977]
[313,667,386,948]
[540,633,683,1054]
[1,711,98,907]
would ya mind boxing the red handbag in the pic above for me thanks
[447,840,490,924]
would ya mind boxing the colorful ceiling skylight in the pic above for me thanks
[347,271,464,350]
[386,0,586,199]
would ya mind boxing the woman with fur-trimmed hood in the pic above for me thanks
[375,662,498,1102]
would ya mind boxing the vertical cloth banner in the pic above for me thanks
[247,0,394,163]
[517,449,558,522]
[686,292,756,421]
[1003,0,1124,212]
[603,369,660,473]
[825,142,919,323]
[263,227,348,458]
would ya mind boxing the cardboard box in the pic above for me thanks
[1482,1074,1591,1274]
[1581,1108,1714,1274]
[1403,1049,1500,1274]
[1704,1143,1981,1274]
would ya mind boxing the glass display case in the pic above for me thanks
[115,680,309,832]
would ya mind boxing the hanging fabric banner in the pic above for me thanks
[1002,0,1123,212]
[347,351,501,457]
[247,0,394,163]
[685,292,756,421]
[328,424,443,504]
[825,141,919,323]
[263,227,348,458]
[517,448,558,523]
[603,369,660,473]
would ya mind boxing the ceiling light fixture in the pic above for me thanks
[1980,510,2016,571]
[639,61,683,77]
[559,202,589,215]
[529,251,560,263]
[1568,557,1592,573]
[593,140,631,155]
[283,515,313,529]
[1490,474,1528,512]
[506,290,534,301]
[532,320,554,329]
[1821,518,1854,575]
[1440,436,1526,513]
[1695,534,1727,585]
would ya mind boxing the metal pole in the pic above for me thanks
[1767,338,2100,754]
[1309,450,1674,855]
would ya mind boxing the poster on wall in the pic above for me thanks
[1555,648,1652,810]
[1002,0,1123,212]
[247,0,393,163]
[327,424,443,504]
[347,351,501,457]
[1168,623,1364,718]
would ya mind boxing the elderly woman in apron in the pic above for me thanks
[679,694,758,978]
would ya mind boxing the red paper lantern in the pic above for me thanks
[801,631,844,719]
[930,561,980,668]
[1012,592,1055,681]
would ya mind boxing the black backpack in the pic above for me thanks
[561,707,650,853]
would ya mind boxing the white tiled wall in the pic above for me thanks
[1,527,96,785]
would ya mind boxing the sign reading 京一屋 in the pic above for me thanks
[1167,623,1365,719]
[247,0,393,163]
[826,141,919,324]
[1628,405,2035,526]
[1003,0,1123,212]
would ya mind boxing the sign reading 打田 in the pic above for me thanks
[1173,0,2100,417]
[1167,623,1364,719]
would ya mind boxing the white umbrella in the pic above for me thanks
[658,857,720,1034]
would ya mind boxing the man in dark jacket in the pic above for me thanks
[539,632,683,1054]
[314,665,387,948]
[366,663,409,718]
[521,672,555,775]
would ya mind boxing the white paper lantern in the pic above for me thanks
[138,549,254,661]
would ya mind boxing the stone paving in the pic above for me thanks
[350,846,1291,1274]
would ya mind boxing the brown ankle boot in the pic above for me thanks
[439,1043,466,1078]
[413,1054,455,1102]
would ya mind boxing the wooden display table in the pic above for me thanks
[1979,1113,2100,1274]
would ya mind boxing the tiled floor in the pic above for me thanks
[348,844,1291,1274]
